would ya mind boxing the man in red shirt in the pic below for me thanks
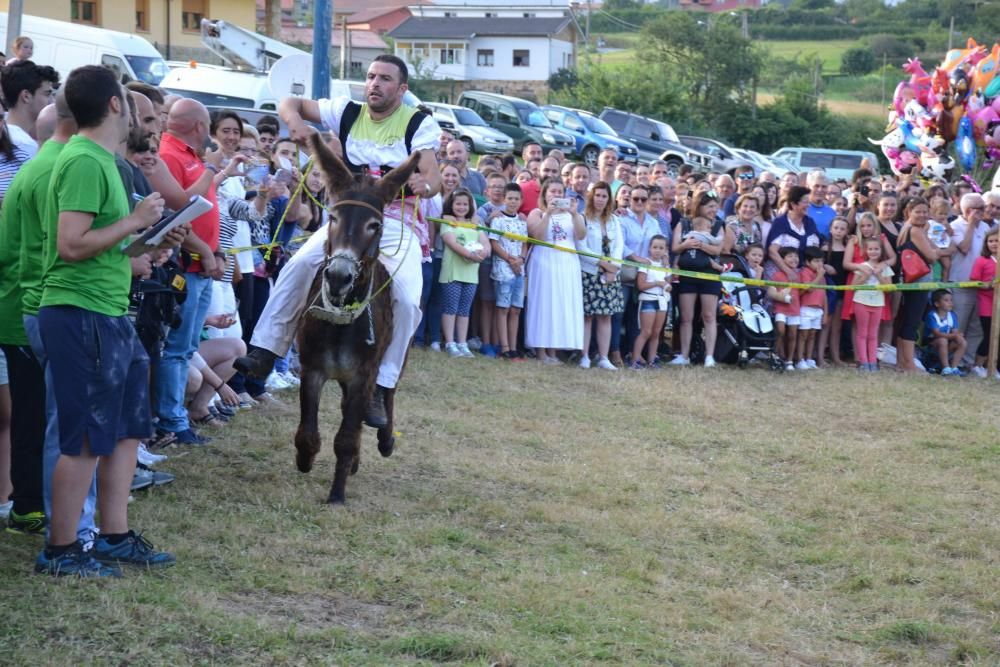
[150,99,224,444]
[518,156,561,215]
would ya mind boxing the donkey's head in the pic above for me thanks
[308,133,422,301]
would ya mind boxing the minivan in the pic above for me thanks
[457,91,575,156]
[424,103,514,155]
[772,147,880,181]
[541,105,639,166]
[599,108,712,174]
[1,11,169,84]
[677,135,754,174]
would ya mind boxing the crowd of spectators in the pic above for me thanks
[0,53,997,578]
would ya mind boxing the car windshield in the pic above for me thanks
[126,55,170,85]
[163,88,256,109]
[654,121,679,143]
[454,108,487,126]
[580,114,616,135]
[519,109,552,128]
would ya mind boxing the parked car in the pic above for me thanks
[598,108,712,175]
[541,105,639,166]
[423,102,514,155]
[771,147,880,181]
[677,135,754,174]
[457,91,574,155]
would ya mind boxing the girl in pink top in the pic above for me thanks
[969,229,999,377]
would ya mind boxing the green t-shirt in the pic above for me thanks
[41,135,132,317]
[439,221,482,285]
[17,140,65,319]
[0,163,31,344]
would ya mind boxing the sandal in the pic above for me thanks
[148,429,177,450]
[208,405,232,422]
[191,412,226,428]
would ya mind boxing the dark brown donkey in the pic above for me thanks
[294,134,421,504]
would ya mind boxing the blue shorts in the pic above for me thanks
[639,299,666,312]
[494,275,525,309]
[38,306,152,457]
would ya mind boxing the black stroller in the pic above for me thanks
[713,254,783,371]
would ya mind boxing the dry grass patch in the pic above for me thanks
[0,350,998,664]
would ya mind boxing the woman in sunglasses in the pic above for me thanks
[620,184,661,359]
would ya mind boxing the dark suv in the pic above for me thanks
[598,108,712,175]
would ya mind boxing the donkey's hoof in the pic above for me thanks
[350,457,361,475]
[378,435,395,458]
[295,450,315,473]
[327,493,346,505]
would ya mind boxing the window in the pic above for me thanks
[135,0,149,31]
[444,11,456,17]
[439,44,463,65]
[513,50,530,67]
[800,153,836,169]
[497,104,519,125]
[563,114,584,132]
[601,110,625,131]
[71,0,100,25]
[182,0,208,32]
[477,49,494,67]
[485,12,496,17]
[102,54,127,82]
[523,12,536,17]
[633,118,657,140]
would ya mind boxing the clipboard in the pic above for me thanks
[124,195,213,257]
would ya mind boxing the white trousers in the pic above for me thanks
[250,215,423,388]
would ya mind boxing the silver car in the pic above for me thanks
[425,102,515,155]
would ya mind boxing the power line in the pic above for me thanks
[594,9,643,31]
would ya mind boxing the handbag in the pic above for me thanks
[900,248,930,283]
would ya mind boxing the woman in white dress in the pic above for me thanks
[525,178,586,363]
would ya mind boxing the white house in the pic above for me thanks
[388,9,580,85]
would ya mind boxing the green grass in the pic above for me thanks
[1,352,998,664]
[760,39,863,74]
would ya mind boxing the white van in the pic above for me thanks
[771,147,880,181]
[0,12,169,84]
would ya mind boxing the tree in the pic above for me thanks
[548,68,579,93]
[841,47,876,76]
[548,61,686,123]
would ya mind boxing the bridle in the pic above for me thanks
[322,198,385,268]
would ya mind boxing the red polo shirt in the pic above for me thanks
[518,179,541,215]
[158,132,219,273]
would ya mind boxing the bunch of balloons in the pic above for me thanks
[870,39,1000,180]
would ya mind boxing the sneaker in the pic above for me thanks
[94,530,176,569]
[445,342,462,357]
[254,392,290,412]
[596,357,619,371]
[170,428,211,446]
[994,370,1000,380]
[579,355,592,369]
[280,371,301,387]
[941,366,958,377]
[0,500,11,520]
[36,542,122,578]
[972,365,988,378]
[429,342,441,352]
[265,372,291,391]
[704,355,717,368]
[466,336,483,351]
[542,356,562,365]
[236,392,258,409]
[137,463,175,487]
[668,355,690,366]
[795,359,810,371]
[503,350,525,362]
[805,359,818,370]
[481,344,499,358]
[785,362,795,372]
[649,357,664,369]
[457,343,475,358]
[629,360,647,370]
[7,509,47,535]
[131,467,155,492]
[137,443,167,466]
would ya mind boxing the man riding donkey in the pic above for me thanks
[235,55,442,426]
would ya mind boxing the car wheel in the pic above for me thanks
[581,145,600,167]
[461,137,475,155]
[665,159,683,178]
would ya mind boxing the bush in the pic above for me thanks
[841,47,876,75]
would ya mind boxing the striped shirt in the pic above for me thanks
[0,146,32,205]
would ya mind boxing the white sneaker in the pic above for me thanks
[785,362,795,372]
[429,342,441,352]
[137,442,167,466]
[972,365,988,378]
[280,371,301,387]
[457,342,475,358]
[668,355,690,366]
[795,360,811,371]
[994,370,1000,380]
[445,342,462,357]
[806,359,818,369]
[265,372,291,391]
[704,355,716,368]
[579,356,591,369]
[0,500,12,520]
[596,357,618,371]
[466,337,483,351]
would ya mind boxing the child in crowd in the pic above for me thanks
[820,218,850,366]
[489,183,529,361]
[796,247,828,370]
[928,196,954,281]
[969,229,999,378]
[439,188,491,358]
[744,243,765,280]
[679,215,727,273]
[767,246,801,371]
[924,289,967,376]
[850,238,893,372]
[631,235,671,369]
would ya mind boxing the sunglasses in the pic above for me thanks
[631,196,648,203]
[738,173,755,180]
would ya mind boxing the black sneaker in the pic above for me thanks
[36,541,122,578]
[7,509,47,536]
[364,385,389,429]
[93,530,176,569]
[234,347,279,380]
[171,428,211,446]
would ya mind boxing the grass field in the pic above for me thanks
[1,352,999,664]
[760,39,862,74]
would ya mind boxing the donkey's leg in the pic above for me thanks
[294,368,328,473]
[377,386,396,458]
[328,381,366,504]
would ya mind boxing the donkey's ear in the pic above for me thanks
[309,133,354,194]
[377,150,423,205]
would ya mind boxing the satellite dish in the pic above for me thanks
[268,54,313,99]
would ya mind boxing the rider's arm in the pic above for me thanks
[279,98,323,143]
[417,149,442,197]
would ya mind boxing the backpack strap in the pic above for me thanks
[338,101,364,174]
[403,109,428,156]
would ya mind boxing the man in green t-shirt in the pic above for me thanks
[34,66,186,578]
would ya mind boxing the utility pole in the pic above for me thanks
[264,0,282,40]
[880,52,887,110]
[340,18,348,79]
[741,11,748,40]
[313,0,333,99]
[5,0,24,56]
[948,16,955,52]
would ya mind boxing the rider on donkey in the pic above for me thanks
[235,55,442,426]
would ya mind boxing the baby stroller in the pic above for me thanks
[714,254,783,371]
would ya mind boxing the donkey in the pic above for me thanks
[294,133,422,504]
